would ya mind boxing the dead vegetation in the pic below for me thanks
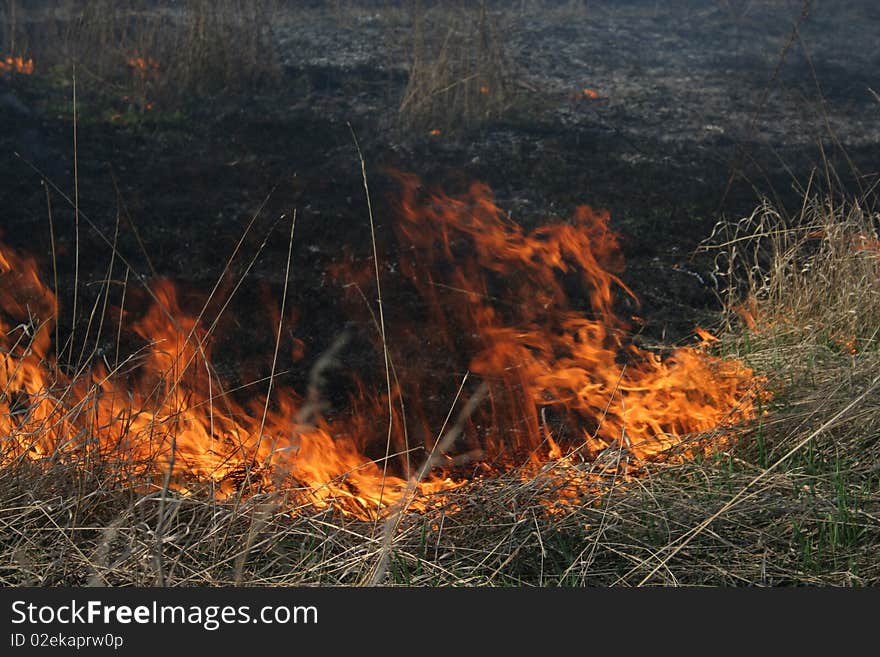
[398,1,515,136]
[3,386,877,587]
[703,193,880,354]
[1,0,281,111]
[3,187,879,587]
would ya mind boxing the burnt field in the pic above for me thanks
[1,1,879,587]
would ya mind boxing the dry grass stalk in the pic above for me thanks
[701,194,880,354]
[399,1,514,136]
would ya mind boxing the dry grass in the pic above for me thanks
[3,188,880,586]
[3,392,877,587]
[399,1,515,136]
[0,0,281,111]
[702,193,880,353]
[680,191,880,584]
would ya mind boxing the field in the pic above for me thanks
[1,0,878,586]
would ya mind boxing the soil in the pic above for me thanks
[1,0,878,393]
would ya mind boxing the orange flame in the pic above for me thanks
[0,255,449,517]
[126,54,160,80]
[388,173,757,463]
[1,175,760,518]
[0,56,34,75]
[853,232,880,257]
[734,296,759,332]
[835,335,858,355]
[694,326,720,348]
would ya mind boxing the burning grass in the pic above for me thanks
[0,54,33,75]
[4,388,877,586]
[0,174,761,523]
[2,183,879,584]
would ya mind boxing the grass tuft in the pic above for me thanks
[399,1,515,137]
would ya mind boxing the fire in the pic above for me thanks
[387,173,756,463]
[835,335,858,355]
[127,54,159,80]
[0,56,34,75]
[0,174,760,519]
[581,88,600,100]
[694,327,720,347]
[853,232,880,257]
[734,296,760,332]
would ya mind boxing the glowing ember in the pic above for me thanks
[734,297,760,332]
[127,54,159,80]
[853,233,880,257]
[0,56,34,75]
[0,175,759,519]
[694,327,720,347]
